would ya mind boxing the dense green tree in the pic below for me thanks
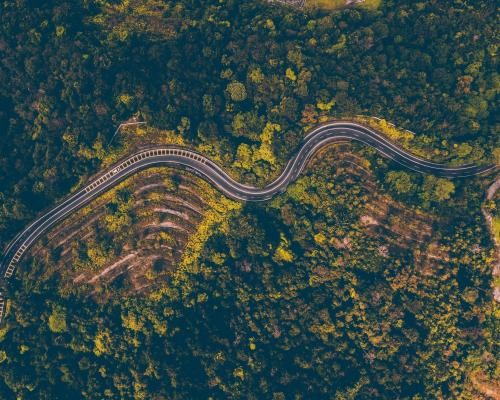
[0,0,498,398]
[385,171,416,195]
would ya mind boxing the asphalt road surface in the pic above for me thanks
[0,121,497,287]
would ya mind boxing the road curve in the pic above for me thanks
[0,121,497,284]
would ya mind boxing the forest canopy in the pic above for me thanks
[0,0,498,243]
[0,0,498,398]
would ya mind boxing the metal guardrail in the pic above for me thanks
[0,120,496,325]
[1,147,211,286]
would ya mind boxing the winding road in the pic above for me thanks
[0,121,497,317]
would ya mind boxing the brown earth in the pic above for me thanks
[18,143,482,300]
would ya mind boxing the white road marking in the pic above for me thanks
[1,123,496,284]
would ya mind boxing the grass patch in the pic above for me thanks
[305,0,382,11]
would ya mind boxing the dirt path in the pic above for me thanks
[482,177,500,302]
[87,252,138,283]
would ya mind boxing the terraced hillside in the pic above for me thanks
[292,145,465,275]
[10,142,488,302]
[17,168,240,297]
